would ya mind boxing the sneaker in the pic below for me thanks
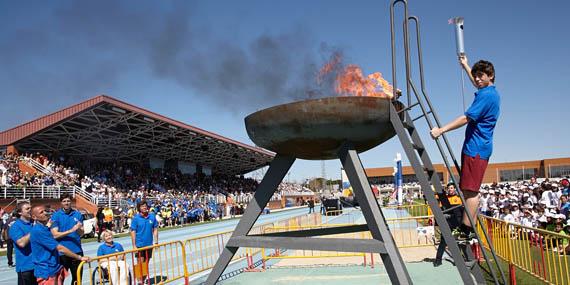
[452,228,476,241]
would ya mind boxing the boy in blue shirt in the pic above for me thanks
[9,202,36,285]
[50,194,84,285]
[97,230,131,285]
[30,205,90,285]
[130,200,158,283]
[431,55,500,240]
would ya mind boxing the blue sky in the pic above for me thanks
[1,1,569,182]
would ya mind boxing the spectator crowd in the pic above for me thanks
[478,177,570,242]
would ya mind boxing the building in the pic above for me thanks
[365,157,570,185]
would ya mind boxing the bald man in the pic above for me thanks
[30,205,90,285]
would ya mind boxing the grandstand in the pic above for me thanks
[0,95,274,212]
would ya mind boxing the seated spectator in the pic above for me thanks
[97,230,131,285]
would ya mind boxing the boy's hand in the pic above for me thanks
[430,127,443,139]
[459,55,469,69]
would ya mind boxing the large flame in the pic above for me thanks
[318,54,394,99]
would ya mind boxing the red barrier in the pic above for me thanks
[509,263,517,285]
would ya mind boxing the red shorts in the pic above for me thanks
[459,153,488,193]
[37,267,68,285]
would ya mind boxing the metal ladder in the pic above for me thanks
[390,1,506,284]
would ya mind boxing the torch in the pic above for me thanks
[451,17,465,56]
[450,17,467,111]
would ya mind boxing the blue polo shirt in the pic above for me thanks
[463,85,500,160]
[130,213,158,247]
[97,242,125,257]
[8,219,34,272]
[31,223,62,279]
[50,208,83,254]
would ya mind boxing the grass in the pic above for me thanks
[479,248,546,285]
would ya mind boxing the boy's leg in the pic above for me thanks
[462,190,479,228]
[458,153,488,237]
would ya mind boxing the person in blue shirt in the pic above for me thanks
[49,193,84,285]
[130,200,158,283]
[431,55,500,240]
[30,205,90,285]
[97,230,131,285]
[9,202,36,285]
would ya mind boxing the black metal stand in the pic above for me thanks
[205,147,413,285]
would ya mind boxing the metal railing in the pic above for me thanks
[77,241,189,285]
[0,185,75,200]
[478,215,570,285]
[76,213,322,284]
[17,157,98,204]
[21,157,53,176]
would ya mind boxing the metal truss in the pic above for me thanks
[14,102,272,175]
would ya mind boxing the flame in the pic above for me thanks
[317,54,394,99]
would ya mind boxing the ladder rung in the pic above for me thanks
[412,110,432,122]
[442,204,464,214]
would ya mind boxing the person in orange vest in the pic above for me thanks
[102,207,114,232]
[434,182,465,266]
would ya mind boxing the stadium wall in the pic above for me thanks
[366,157,570,184]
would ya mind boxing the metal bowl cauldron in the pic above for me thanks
[245,96,401,160]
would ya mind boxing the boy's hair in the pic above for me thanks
[471,60,495,83]
[137,200,148,211]
[60,193,72,201]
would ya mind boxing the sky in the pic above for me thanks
[1,0,569,183]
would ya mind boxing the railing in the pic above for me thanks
[478,215,570,285]
[262,224,369,263]
[78,241,189,285]
[0,185,75,200]
[76,213,323,284]
[17,157,99,204]
[384,203,430,218]
[74,185,97,204]
[21,157,53,176]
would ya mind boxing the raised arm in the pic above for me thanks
[459,55,477,88]
[57,244,90,262]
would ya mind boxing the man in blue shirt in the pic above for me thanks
[130,200,158,283]
[431,55,500,240]
[49,194,84,285]
[9,202,36,285]
[30,205,90,285]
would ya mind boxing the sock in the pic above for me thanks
[460,223,473,235]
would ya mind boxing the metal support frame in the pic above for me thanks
[206,147,413,285]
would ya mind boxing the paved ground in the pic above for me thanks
[215,262,465,285]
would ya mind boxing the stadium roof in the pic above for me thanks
[0,95,274,175]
